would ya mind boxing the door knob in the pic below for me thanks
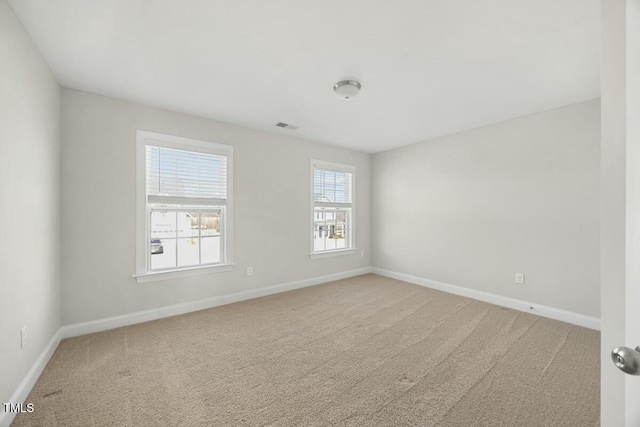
[611,346,640,375]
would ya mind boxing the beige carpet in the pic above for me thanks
[12,274,600,426]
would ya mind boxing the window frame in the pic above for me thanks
[134,130,234,283]
[310,159,356,259]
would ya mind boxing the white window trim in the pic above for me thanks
[309,248,357,259]
[134,130,234,283]
[309,159,356,258]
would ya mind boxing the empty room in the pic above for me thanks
[1,0,639,426]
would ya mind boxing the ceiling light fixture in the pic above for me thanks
[333,80,361,100]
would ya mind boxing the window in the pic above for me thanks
[135,131,233,282]
[310,160,355,258]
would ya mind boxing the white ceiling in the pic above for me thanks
[9,0,600,153]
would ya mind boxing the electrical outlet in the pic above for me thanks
[360,250,365,258]
[247,266,253,276]
[515,273,525,284]
[20,326,27,349]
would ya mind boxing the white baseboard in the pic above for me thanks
[372,268,600,330]
[61,267,373,339]
[0,329,62,427]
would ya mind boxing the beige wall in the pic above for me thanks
[60,89,371,325]
[372,100,600,317]
[0,0,61,406]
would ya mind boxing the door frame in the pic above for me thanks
[600,0,640,425]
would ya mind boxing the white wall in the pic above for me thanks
[372,100,600,317]
[60,89,371,325]
[0,0,61,406]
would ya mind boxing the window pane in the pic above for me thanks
[314,208,349,252]
[177,238,199,267]
[151,211,177,239]
[177,212,199,238]
[334,211,347,249]
[150,238,176,270]
[202,236,221,264]
[325,213,337,250]
[313,168,352,203]
[314,212,325,251]
[146,146,227,200]
[201,210,221,237]
[150,209,224,268]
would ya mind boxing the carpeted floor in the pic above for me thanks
[12,274,600,426]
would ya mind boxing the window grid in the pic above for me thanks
[148,209,223,272]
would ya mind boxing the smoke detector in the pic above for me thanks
[333,80,362,100]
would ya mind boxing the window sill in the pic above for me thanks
[309,249,356,259]
[133,263,235,283]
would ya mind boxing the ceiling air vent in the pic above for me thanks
[275,122,298,130]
